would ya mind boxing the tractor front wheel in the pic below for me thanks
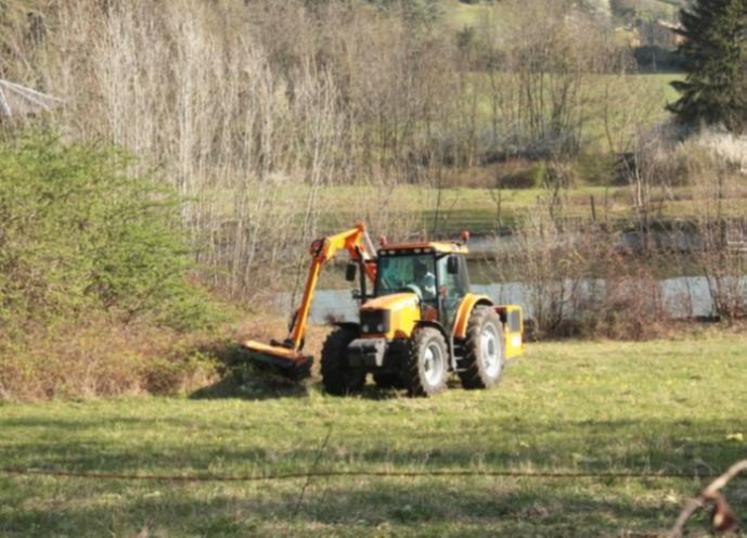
[321,327,365,395]
[458,306,505,389]
[403,327,448,397]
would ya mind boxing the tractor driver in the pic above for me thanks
[413,259,436,300]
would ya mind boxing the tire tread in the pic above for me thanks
[458,306,504,390]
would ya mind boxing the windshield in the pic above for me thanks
[375,254,437,301]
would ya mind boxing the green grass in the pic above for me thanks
[466,72,682,153]
[310,181,746,237]
[2,331,746,536]
[444,0,683,25]
[444,0,508,29]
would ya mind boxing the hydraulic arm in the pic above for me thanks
[242,223,376,379]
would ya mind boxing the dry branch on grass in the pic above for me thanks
[670,459,747,537]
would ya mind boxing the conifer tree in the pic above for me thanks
[667,0,746,133]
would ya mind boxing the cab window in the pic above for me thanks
[436,255,469,298]
[376,254,437,300]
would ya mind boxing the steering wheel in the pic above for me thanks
[399,283,423,302]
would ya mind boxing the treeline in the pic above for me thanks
[0,0,666,296]
[2,0,645,173]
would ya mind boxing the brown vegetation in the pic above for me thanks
[493,135,746,338]
[0,318,225,400]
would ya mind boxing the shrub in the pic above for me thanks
[495,159,546,189]
[575,153,618,186]
[0,131,215,331]
[494,205,674,340]
[0,319,224,400]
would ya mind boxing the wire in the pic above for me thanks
[0,467,725,483]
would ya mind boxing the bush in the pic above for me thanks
[494,207,674,340]
[575,153,618,186]
[0,131,214,331]
[0,319,223,400]
[495,159,546,189]
[633,46,685,72]
[0,131,226,400]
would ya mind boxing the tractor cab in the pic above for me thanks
[372,243,470,331]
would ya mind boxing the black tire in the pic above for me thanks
[373,372,404,390]
[402,327,449,397]
[321,327,365,395]
[458,306,505,389]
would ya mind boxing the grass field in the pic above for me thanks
[445,0,505,29]
[445,0,683,26]
[465,73,682,152]
[297,181,746,237]
[2,329,746,536]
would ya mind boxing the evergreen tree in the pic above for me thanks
[667,0,747,133]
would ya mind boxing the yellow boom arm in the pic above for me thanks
[242,223,376,378]
[288,223,376,349]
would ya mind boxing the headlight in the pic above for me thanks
[376,323,385,332]
[362,324,370,333]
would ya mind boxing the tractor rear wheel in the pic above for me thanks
[321,327,365,395]
[403,327,448,397]
[458,306,505,389]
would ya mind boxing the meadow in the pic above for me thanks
[445,0,684,26]
[2,328,745,536]
[274,179,747,238]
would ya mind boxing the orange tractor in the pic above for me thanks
[242,224,524,396]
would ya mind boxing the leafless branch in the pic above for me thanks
[669,459,747,537]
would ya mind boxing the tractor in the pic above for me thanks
[242,224,523,396]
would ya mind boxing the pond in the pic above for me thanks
[275,275,747,325]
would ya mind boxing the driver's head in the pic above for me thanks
[414,260,427,279]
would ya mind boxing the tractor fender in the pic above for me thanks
[414,320,450,342]
[452,294,494,339]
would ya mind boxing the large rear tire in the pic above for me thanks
[403,327,448,397]
[321,327,365,395]
[458,306,505,389]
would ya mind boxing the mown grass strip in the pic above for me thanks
[0,467,725,482]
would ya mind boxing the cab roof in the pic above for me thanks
[378,241,469,256]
